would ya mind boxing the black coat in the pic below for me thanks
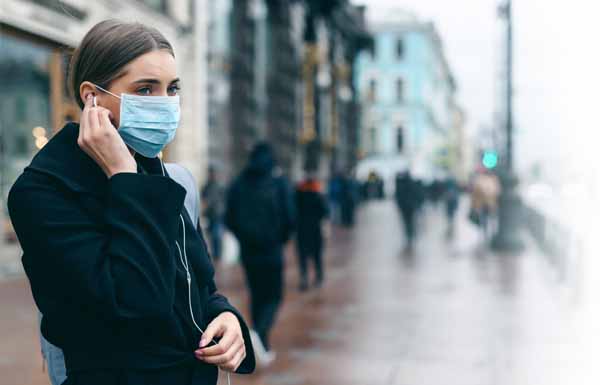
[224,146,295,264]
[8,123,254,384]
[294,182,328,253]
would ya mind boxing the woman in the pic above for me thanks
[8,20,254,384]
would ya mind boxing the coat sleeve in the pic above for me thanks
[8,171,186,321]
[204,279,256,374]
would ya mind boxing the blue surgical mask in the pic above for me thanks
[94,84,180,158]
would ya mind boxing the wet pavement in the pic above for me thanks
[0,200,591,385]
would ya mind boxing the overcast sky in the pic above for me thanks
[351,0,573,181]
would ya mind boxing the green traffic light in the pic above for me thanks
[482,151,498,169]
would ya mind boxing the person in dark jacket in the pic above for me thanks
[294,172,329,291]
[338,171,360,227]
[444,177,461,239]
[7,20,254,385]
[395,171,420,254]
[224,142,295,367]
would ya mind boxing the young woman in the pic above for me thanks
[8,20,254,384]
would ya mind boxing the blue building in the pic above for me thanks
[355,11,461,185]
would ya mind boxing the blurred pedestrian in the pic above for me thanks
[469,170,501,240]
[395,171,420,254]
[365,171,383,200]
[327,171,344,224]
[202,165,226,261]
[295,171,329,291]
[340,172,359,227]
[444,177,461,239]
[225,142,295,367]
[8,20,254,385]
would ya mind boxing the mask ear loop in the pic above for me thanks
[160,160,233,385]
[94,84,121,100]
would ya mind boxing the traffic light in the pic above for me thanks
[482,150,498,169]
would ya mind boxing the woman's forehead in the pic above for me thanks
[120,50,177,82]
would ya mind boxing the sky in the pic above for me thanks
[351,0,577,182]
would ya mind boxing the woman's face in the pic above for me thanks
[79,49,179,128]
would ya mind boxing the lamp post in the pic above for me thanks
[492,0,524,252]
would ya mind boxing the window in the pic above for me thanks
[396,78,404,102]
[396,38,404,59]
[396,126,404,152]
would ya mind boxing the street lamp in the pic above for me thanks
[492,0,524,252]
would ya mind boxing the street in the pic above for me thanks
[0,200,583,385]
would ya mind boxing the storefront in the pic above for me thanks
[0,25,78,242]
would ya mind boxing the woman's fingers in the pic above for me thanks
[88,105,100,137]
[196,327,237,357]
[98,108,117,138]
[195,312,246,369]
[196,337,244,366]
[195,333,241,361]
[78,95,93,146]
[198,318,225,349]
[221,346,246,372]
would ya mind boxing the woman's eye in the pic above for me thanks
[168,85,180,95]
[136,87,152,96]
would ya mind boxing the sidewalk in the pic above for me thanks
[212,200,580,385]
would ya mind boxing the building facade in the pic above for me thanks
[355,10,463,183]
[223,0,370,181]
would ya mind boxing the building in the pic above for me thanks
[300,0,371,178]
[0,0,207,239]
[206,0,234,178]
[224,0,370,181]
[355,10,464,186]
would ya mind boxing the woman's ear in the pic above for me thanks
[79,81,96,105]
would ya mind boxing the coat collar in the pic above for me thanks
[27,122,165,196]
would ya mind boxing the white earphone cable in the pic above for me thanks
[162,161,232,385]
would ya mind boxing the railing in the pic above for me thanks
[521,192,580,283]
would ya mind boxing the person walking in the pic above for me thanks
[294,172,329,291]
[225,143,295,367]
[340,173,360,227]
[8,20,254,385]
[470,170,502,241]
[395,171,420,254]
[202,165,226,261]
[327,172,344,224]
[444,177,461,239]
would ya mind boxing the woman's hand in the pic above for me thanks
[195,312,246,372]
[78,94,137,178]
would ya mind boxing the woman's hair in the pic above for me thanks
[68,19,174,109]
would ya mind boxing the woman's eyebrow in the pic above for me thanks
[169,78,180,84]
[132,78,161,84]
